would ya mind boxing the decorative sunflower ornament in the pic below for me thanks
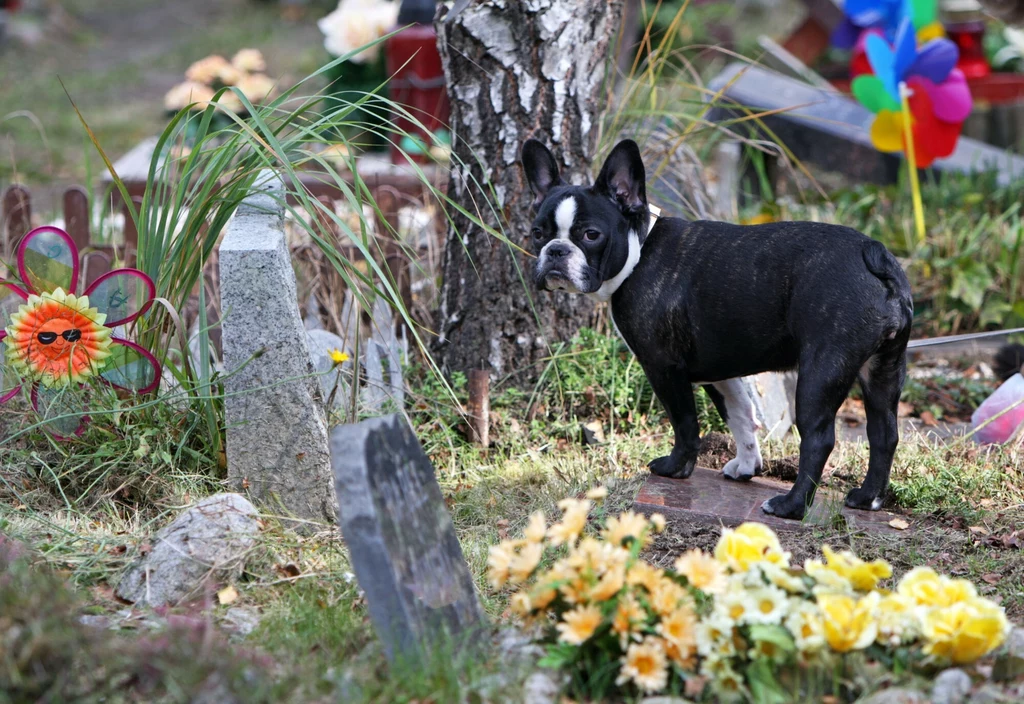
[1,226,161,438]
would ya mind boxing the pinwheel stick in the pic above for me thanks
[898,81,927,247]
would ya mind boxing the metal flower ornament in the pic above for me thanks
[1,226,161,438]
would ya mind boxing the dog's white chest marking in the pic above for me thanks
[591,229,640,302]
[554,196,576,240]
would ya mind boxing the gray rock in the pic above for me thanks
[222,606,261,637]
[522,671,562,704]
[856,688,928,704]
[970,685,1014,704]
[931,668,972,704]
[743,371,797,439]
[305,329,351,411]
[993,627,1024,682]
[115,493,259,607]
[331,414,483,664]
[220,172,336,530]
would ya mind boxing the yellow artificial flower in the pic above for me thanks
[547,498,591,546]
[236,73,276,104]
[718,588,758,625]
[328,348,349,365]
[922,598,1010,665]
[702,656,748,702]
[759,562,809,594]
[617,637,670,694]
[509,541,544,584]
[612,592,646,646]
[819,545,892,592]
[603,510,652,548]
[586,485,608,501]
[523,510,546,544]
[674,548,728,595]
[805,557,854,595]
[941,578,979,606]
[785,600,826,654]
[650,513,667,533]
[818,592,880,652]
[547,560,588,605]
[164,81,216,111]
[656,606,698,666]
[746,585,789,625]
[875,593,923,646]
[626,561,664,594]
[696,611,737,658]
[556,604,603,645]
[486,540,516,589]
[589,563,626,603]
[510,590,532,617]
[231,48,267,72]
[897,566,944,606]
[715,522,790,572]
[650,577,690,616]
[185,55,234,84]
[529,582,558,610]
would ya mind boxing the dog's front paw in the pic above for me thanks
[723,457,761,482]
[761,493,807,520]
[649,454,695,479]
[845,487,884,511]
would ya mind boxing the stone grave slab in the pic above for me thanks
[330,414,483,663]
[220,171,335,530]
[633,467,907,533]
[706,63,1024,187]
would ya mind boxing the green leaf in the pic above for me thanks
[746,659,789,704]
[747,624,796,654]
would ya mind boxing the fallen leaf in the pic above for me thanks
[889,518,910,530]
[969,526,991,536]
[897,401,915,417]
[981,573,1000,585]
[217,585,238,605]
[496,518,510,541]
[138,542,152,556]
[920,410,938,427]
[275,563,301,578]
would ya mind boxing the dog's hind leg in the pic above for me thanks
[763,351,858,520]
[846,346,906,510]
[709,379,763,482]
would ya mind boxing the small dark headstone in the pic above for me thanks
[706,63,1024,187]
[331,414,483,662]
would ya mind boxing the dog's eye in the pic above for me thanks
[532,228,543,240]
[584,230,601,242]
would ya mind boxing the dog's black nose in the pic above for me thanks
[546,242,571,259]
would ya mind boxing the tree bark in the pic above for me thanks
[434,0,623,381]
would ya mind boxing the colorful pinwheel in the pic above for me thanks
[833,0,945,50]
[1,226,160,438]
[852,17,972,168]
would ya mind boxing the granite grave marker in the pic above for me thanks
[330,414,483,663]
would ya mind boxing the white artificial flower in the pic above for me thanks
[318,0,399,64]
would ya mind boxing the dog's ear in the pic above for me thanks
[594,139,646,214]
[522,139,564,209]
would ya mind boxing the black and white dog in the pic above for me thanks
[521,138,914,520]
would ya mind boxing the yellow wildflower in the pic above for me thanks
[586,485,608,501]
[714,522,790,572]
[547,498,591,546]
[231,48,267,72]
[529,582,558,610]
[818,592,880,652]
[329,348,350,365]
[650,577,690,616]
[603,510,652,548]
[785,600,826,654]
[674,548,727,595]
[922,598,1010,665]
[617,637,669,694]
[556,604,603,645]
[510,590,532,617]
[650,513,667,533]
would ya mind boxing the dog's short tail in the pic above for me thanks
[863,240,913,339]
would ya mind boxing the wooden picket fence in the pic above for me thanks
[1,184,142,288]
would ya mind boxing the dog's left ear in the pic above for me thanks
[522,139,565,209]
[594,139,646,214]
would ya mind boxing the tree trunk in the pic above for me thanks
[434,0,623,381]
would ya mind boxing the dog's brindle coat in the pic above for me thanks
[522,138,913,520]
